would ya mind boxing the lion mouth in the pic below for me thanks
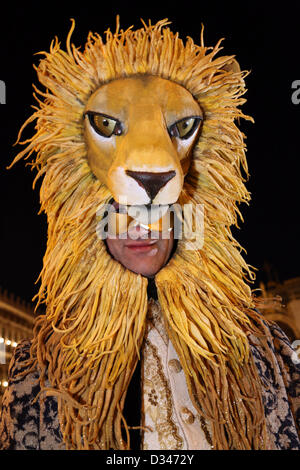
[110,198,170,225]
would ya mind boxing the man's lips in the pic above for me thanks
[125,239,157,252]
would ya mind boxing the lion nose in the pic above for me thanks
[126,170,176,201]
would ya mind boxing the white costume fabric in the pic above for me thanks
[141,299,212,449]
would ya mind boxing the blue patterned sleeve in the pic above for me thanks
[269,323,300,434]
[0,340,41,450]
[250,320,300,449]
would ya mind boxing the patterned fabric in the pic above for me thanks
[249,323,300,450]
[0,341,65,450]
[141,302,300,450]
[0,303,299,450]
[141,299,212,449]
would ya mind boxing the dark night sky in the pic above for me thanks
[0,2,299,304]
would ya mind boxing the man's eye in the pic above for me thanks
[169,117,202,139]
[86,112,123,137]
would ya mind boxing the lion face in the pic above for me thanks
[84,75,203,207]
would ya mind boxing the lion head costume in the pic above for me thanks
[11,18,274,449]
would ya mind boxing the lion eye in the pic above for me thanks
[86,112,123,138]
[169,117,202,140]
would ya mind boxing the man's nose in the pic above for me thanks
[125,170,176,202]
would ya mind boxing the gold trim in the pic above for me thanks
[141,337,184,449]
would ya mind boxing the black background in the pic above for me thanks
[0,1,299,304]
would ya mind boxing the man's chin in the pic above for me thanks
[119,254,163,278]
[123,263,161,278]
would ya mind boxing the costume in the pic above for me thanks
[0,19,299,450]
[1,312,299,450]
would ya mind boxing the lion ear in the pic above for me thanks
[222,58,241,74]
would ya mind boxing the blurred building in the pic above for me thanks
[0,288,35,403]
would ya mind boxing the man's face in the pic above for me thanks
[106,224,174,277]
